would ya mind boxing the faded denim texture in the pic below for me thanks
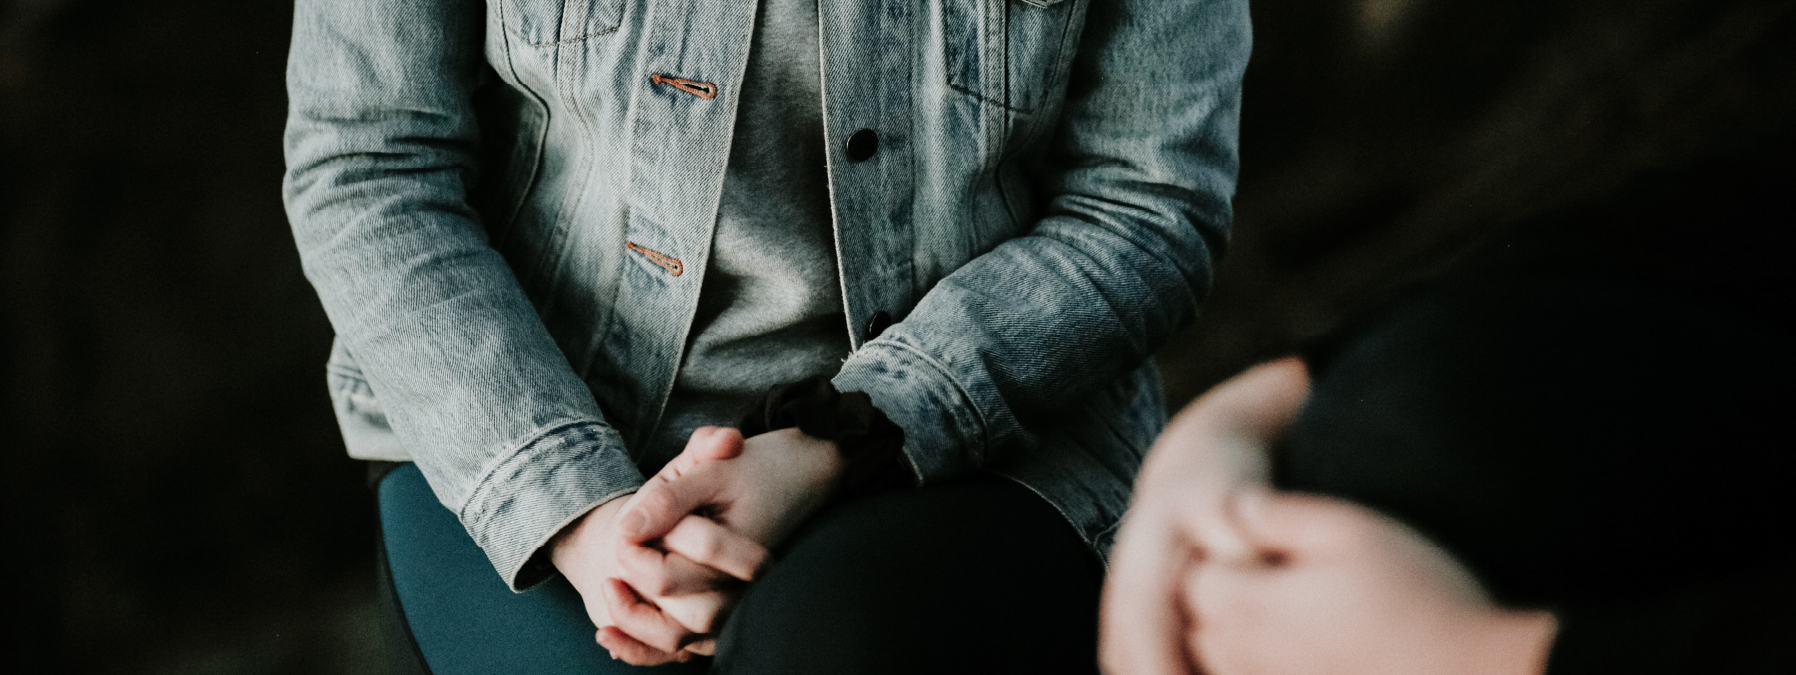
[283,0,1248,589]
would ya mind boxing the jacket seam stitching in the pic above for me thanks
[491,2,568,307]
[521,25,621,46]
[530,27,605,332]
[948,82,1034,114]
[325,363,366,381]
[458,420,607,531]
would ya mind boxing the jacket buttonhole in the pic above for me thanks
[626,241,685,277]
[650,74,718,100]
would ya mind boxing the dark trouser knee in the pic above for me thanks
[713,477,1102,675]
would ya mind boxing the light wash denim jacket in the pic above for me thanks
[283,0,1248,589]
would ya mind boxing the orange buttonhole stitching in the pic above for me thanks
[650,74,718,100]
[625,242,684,276]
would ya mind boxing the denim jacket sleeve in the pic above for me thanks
[833,0,1250,482]
[282,0,643,590]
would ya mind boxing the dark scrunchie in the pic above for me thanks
[737,375,915,502]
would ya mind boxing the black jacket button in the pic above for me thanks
[845,128,879,162]
[864,311,892,341]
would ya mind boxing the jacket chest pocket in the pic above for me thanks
[943,0,1078,113]
[498,0,627,46]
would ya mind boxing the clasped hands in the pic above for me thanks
[552,426,844,665]
[1100,359,1557,675]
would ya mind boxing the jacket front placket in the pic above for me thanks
[820,0,918,350]
[604,0,759,452]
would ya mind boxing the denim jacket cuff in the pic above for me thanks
[458,421,645,591]
[832,338,986,485]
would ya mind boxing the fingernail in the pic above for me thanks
[621,510,646,537]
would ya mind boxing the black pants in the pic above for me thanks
[1274,176,1796,675]
[377,463,1102,675]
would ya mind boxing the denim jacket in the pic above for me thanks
[284,0,1248,589]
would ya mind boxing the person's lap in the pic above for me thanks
[378,462,1102,675]
[377,462,704,675]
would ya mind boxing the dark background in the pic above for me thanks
[2,0,1792,672]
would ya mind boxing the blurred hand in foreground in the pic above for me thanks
[1100,358,1554,675]
[1101,358,1312,675]
[1178,488,1556,675]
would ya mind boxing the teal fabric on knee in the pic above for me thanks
[378,463,706,675]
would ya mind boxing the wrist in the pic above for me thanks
[550,494,632,576]
[740,374,913,501]
[766,427,846,499]
[810,436,847,496]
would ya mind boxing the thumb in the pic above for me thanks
[687,426,745,461]
[1178,357,1313,448]
[667,427,744,476]
[1227,488,1384,563]
[1147,357,1312,495]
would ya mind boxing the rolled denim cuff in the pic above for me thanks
[458,421,645,591]
[832,338,985,486]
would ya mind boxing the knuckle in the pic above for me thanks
[665,454,697,480]
[689,531,723,561]
[623,555,667,593]
[638,488,676,515]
